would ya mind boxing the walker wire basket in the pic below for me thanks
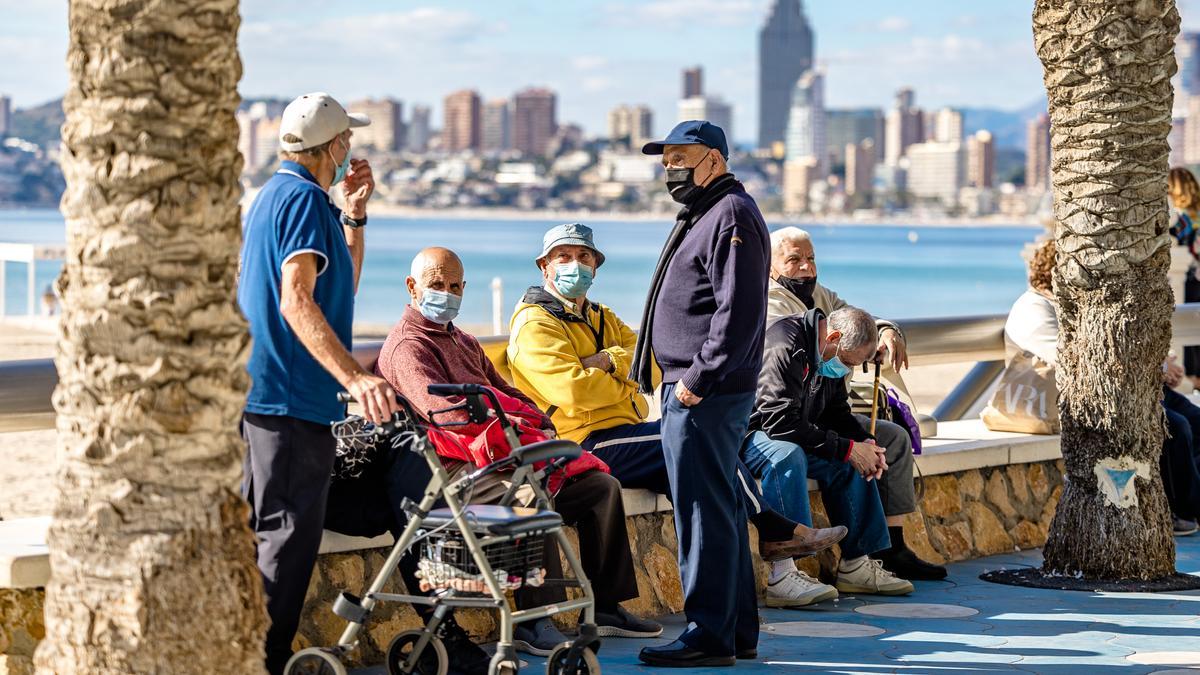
[416,529,546,595]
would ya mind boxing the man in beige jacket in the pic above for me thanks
[750,226,946,581]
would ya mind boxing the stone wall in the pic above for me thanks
[0,589,43,675]
[293,458,1066,665]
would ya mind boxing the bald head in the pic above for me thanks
[407,247,465,305]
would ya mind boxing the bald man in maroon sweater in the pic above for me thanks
[374,247,662,656]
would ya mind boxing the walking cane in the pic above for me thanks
[869,359,882,436]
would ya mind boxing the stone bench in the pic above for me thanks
[0,419,1065,669]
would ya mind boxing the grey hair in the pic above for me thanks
[278,134,336,162]
[770,226,812,257]
[828,307,878,355]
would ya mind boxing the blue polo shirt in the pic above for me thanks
[238,161,354,424]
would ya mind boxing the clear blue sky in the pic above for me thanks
[4,0,1200,144]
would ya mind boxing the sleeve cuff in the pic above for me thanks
[680,367,711,399]
[841,439,854,463]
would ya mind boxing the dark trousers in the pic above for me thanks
[1186,268,1200,377]
[241,413,337,675]
[659,385,758,656]
[585,420,796,539]
[1163,387,1200,520]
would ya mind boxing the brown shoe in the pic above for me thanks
[759,524,848,561]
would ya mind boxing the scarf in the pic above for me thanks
[631,173,741,393]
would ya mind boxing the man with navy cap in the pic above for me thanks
[238,92,399,673]
[632,121,771,667]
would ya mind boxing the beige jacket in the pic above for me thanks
[766,278,903,339]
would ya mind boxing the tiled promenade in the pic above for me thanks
[356,535,1200,674]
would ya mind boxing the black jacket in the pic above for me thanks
[747,308,872,462]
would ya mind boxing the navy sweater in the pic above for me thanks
[650,183,770,397]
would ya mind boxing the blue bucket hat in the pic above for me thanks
[536,223,605,268]
[641,120,729,160]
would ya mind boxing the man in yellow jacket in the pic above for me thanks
[507,224,848,608]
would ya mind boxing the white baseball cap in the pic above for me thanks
[278,92,370,151]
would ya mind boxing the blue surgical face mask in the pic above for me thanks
[329,137,351,185]
[817,342,851,379]
[416,288,461,324]
[552,262,594,299]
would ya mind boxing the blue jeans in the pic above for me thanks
[1163,387,1200,520]
[741,430,891,559]
[660,384,759,656]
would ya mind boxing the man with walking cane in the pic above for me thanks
[633,121,844,667]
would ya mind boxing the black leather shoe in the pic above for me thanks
[878,546,948,581]
[638,640,736,668]
[736,648,758,660]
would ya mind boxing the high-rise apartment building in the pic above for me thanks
[348,98,404,152]
[1026,113,1051,190]
[607,104,654,149]
[443,89,482,153]
[678,96,734,148]
[845,139,876,197]
[784,70,825,176]
[826,108,885,166]
[906,141,965,203]
[481,99,511,153]
[758,0,814,150]
[885,88,923,166]
[931,107,964,144]
[512,87,558,157]
[966,130,996,189]
[407,105,431,153]
[683,66,704,99]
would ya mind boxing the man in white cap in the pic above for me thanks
[237,92,399,674]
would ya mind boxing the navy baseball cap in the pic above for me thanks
[641,120,729,159]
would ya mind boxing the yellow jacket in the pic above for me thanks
[507,286,648,444]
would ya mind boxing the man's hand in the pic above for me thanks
[346,372,399,425]
[1165,355,1185,388]
[674,382,703,407]
[341,158,375,219]
[581,351,613,372]
[878,328,908,372]
[848,440,888,481]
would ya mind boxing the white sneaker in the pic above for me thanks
[836,558,914,596]
[765,570,839,607]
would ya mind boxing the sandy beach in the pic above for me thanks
[0,320,970,519]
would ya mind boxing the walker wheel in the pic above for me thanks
[546,644,600,675]
[284,648,347,675]
[489,652,520,675]
[387,629,449,675]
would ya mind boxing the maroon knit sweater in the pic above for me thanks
[375,305,550,427]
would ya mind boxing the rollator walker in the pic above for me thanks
[285,383,602,675]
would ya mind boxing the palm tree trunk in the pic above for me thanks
[35,1,267,672]
[1034,0,1179,579]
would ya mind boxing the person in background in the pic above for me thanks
[506,223,846,607]
[375,247,662,657]
[1006,239,1200,535]
[1169,167,1200,390]
[744,307,917,600]
[237,92,399,674]
[763,227,946,581]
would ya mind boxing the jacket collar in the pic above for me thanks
[802,307,826,371]
[521,286,596,323]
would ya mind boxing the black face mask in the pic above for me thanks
[665,167,703,204]
[777,275,817,307]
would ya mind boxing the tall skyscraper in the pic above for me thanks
[0,95,11,138]
[407,105,431,153]
[678,96,733,146]
[349,98,404,152]
[845,139,876,197]
[481,99,511,153]
[1026,113,1051,190]
[443,90,481,153]
[932,107,964,144]
[885,87,923,166]
[966,130,996,188]
[252,117,281,170]
[758,0,814,150]
[826,108,885,165]
[906,141,965,203]
[512,87,558,157]
[784,70,826,176]
[683,67,704,98]
[1176,32,1200,116]
[608,104,654,149]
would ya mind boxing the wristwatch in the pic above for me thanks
[341,212,367,229]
